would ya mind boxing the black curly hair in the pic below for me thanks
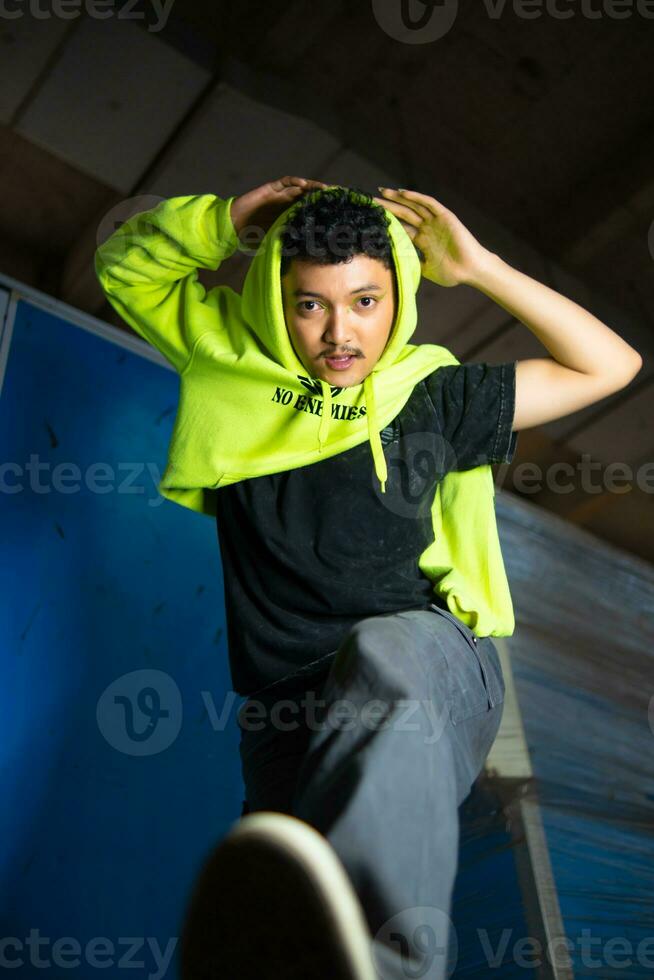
[279,185,395,278]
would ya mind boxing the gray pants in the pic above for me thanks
[236,603,506,980]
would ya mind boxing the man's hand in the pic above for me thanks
[375,187,491,287]
[230,176,329,242]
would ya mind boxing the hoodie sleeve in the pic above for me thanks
[94,193,240,373]
[426,361,518,471]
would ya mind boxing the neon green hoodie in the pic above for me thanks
[95,192,515,636]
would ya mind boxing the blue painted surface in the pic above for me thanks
[451,787,537,979]
[1,300,243,979]
[497,495,654,980]
[540,803,654,978]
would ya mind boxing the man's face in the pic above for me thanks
[280,254,397,387]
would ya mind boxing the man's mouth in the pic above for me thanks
[324,354,358,371]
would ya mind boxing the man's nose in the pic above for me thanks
[323,309,352,344]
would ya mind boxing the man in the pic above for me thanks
[95,176,641,980]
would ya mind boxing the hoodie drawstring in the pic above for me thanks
[364,373,388,494]
[317,379,332,453]
[318,376,387,494]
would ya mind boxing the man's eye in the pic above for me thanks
[358,296,377,308]
[299,301,319,311]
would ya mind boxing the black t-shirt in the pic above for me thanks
[215,361,519,697]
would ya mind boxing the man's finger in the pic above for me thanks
[380,188,432,222]
[392,187,447,217]
[377,197,424,228]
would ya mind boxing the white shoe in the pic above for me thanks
[179,810,378,980]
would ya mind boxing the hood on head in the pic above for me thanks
[239,188,425,493]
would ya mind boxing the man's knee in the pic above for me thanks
[330,613,433,698]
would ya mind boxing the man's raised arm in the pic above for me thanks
[94,193,240,373]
